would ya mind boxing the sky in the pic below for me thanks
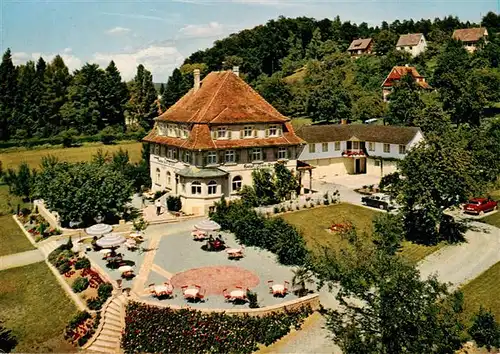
[0,0,497,82]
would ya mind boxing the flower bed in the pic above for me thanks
[122,302,312,354]
[19,211,62,241]
[63,310,101,347]
[48,242,112,309]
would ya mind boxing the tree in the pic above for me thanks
[161,68,186,110]
[291,266,315,297]
[127,65,158,129]
[307,78,351,123]
[274,162,298,201]
[251,168,279,206]
[372,212,404,255]
[352,92,387,122]
[469,306,500,350]
[43,55,71,136]
[255,74,292,115]
[0,49,18,140]
[0,320,17,353]
[103,61,129,127]
[5,162,35,199]
[373,30,398,55]
[386,73,425,126]
[305,28,322,60]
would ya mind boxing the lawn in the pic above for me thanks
[0,141,143,170]
[0,184,31,215]
[461,261,500,325]
[481,211,500,228]
[280,203,443,263]
[0,215,34,256]
[0,262,77,353]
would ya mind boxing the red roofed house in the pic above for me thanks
[347,38,373,57]
[452,27,489,53]
[143,67,305,215]
[381,64,431,102]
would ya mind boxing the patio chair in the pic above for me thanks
[222,289,231,301]
[197,288,206,300]
[283,281,290,292]
[148,283,156,295]
[267,280,274,292]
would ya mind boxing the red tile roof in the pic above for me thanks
[347,38,373,51]
[396,33,424,47]
[452,27,488,42]
[381,66,431,89]
[157,71,288,124]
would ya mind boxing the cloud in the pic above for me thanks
[106,26,131,35]
[93,45,185,81]
[179,22,224,38]
[12,50,83,72]
[172,0,301,6]
[100,12,181,23]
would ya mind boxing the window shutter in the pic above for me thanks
[227,130,232,139]
[219,151,224,163]
[288,147,292,159]
[274,148,278,160]
[211,130,216,140]
[203,152,207,166]
[240,130,244,139]
[265,129,269,138]
[262,149,267,161]
[278,126,283,136]
[253,129,258,138]
[235,150,240,163]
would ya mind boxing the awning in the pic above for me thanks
[177,166,228,178]
[297,160,316,170]
[86,223,113,236]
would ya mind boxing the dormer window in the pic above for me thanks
[269,125,278,137]
[182,127,189,139]
[168,124,176,137]
[243,126,253,138]
[217,127,227,139]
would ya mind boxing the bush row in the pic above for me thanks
[122,302,312,354]
[210,198,308,266]
[87,283,113,310]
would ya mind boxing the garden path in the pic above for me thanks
[0,249,44,271]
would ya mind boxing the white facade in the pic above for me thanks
[297,130,423,179]
[396,35,427,57]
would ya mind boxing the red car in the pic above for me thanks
[463,198,498,215]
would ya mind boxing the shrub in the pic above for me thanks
[68,311,91,329]
[57,261,71,274]
[166,196,182,212]
[324,199,330,205]
[296,205,300,210]
[59,128,78,148]
[99,126,118,145]
[20,208,31,216]
[247,290,259,309]
[280,206,286,213]
[74,257,91,270]
[469,306,500,350]
[87,297,103,310]
[153,190,166,200]
[98,283,113,300]
[273,206,279,214]
[72,277,89,293]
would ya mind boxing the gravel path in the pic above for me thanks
[0,249,44,271]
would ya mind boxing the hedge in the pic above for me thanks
[122,302,312,354]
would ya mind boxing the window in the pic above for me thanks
[191,181,201,195]
[167,148,177,160]
[409,46,413,50]
[207,151,217,165]
[308,144,316,153]
[384,144,390,153]
[182,128,189,139]
[217,127,227,139]
[232,176,242,192]
[225,150,235,163]
[322,143,328,152]
[269,125,278,136]
[155,168,160,184]
[352,141,360,150]
[166,171,171,185]
[244,126,253,138]
[374,160,381,167]
[334,141,341,151]
[368,142,375,151]
[278,147,287,160]
[208,180,217,195]
[168,124,176,137]
[252,148,262,161]
[154,144,160,155]
[399,145,406,154]
[183,151,191,164]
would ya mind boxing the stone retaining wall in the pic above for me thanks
[138,293,320,317]
[34,199,60,229]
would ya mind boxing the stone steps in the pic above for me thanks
[87,296,126,354]
[38,240,58,257]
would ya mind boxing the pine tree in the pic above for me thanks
[44,55,71,136]
[0,49,18,140]
[127,65,158,129]
[33,57,48,137]
[13,61,37,138]
[161,68,185,110]
[142,69,158,129]
[306,28,322,60]
[103,61,129,127]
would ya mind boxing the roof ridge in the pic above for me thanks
[198,72,230,123]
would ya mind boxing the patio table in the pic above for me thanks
[184,288,199,297]
[230,289,246,299]
[226,248,242,254]
[154,285,172,295]
[272,284,285,293]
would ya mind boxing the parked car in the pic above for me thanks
[463,198,498,215]
[361,193,393,211]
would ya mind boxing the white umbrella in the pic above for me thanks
[86,223,113,236]
[99,248,112,254]
[195,219,221,232]
[96,233,126,248]
[119,265,133,273]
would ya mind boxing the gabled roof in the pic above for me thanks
[347,38,373,51]
[396,33,424,47]
[381,66,431,89]
[452,27,488,42]
[156,71,288,124]
[296,124,422,146]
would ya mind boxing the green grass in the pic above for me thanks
[0,262,77,352]
[461,261,500,325]
[0,184,30,215]
[280,203,443,263]
[0,215,34,256]
[290,117,312,130]
[481,212,500,228]
[0,141,143,170]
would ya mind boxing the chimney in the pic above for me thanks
[193,69,200,92]
[232,66,239,77]
[341,119,348,125]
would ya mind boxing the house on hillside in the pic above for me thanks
[452,27,488,52]
[347,38,373,57]
[143,67,305,215]
[381,64,431,101]
[396,33,427,57]
[296,123,423,179]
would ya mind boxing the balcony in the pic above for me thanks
[342,150,366,158]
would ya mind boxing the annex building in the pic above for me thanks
[143,67,304,215]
